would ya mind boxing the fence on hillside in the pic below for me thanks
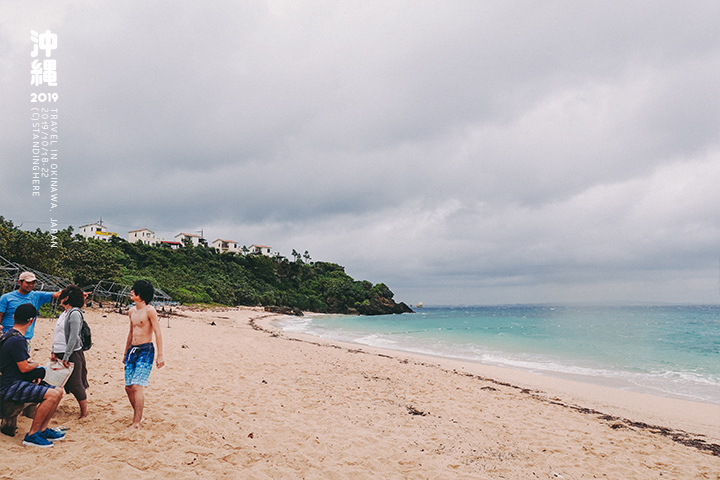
[0,255,175,311]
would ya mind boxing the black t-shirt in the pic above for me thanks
[0,329,30,389]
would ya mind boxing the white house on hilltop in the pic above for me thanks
[78,222,118,242]
[160,240,182,250]
[212,238,240,254]
[128,228,160,246]
[250,244,272,256]
[174,232,207,247]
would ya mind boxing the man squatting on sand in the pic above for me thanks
[0,304,65,447]
[124,280,165,429]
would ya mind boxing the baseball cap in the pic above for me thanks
[19,272,37,282]
[14,303,38,323]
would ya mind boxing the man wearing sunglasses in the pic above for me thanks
[0,272,62,348]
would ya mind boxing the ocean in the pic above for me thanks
[274,304,720,405]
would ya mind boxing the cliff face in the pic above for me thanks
[352,297,415,316]
[266,297,414,316]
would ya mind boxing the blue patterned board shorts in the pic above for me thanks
[124,343,155,387]
[1,379,51,404]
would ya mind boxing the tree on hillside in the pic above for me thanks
[0,217,411,314]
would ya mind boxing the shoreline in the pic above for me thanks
[275,309,720,407]
[259,314,720,447]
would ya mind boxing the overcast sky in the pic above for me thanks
[2,1,720,305]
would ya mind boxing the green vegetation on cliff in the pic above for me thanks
[0,216,411,314]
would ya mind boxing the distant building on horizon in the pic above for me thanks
[250,244,272,256]
[77,224,281,256]
[212,238,241,254]
[78,222,118,242]
[160,240,182,250]
[175,232,207,247]
[128,228,159,246]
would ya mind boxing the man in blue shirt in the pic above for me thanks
[0,272,61,343]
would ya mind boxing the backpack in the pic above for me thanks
[70,307,92,351]
[0,329,22,347]
[80,318,92,351]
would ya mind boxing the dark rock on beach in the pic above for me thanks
[264,305,304,316]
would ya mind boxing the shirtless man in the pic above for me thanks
[123,280,164,429]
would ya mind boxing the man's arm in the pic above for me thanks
[0,294,7,324]
[123,309,134,362]
[149,307,164,368]
[16,358,40,373]
[35,290,59,304]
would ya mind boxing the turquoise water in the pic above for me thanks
[275,305,720,405]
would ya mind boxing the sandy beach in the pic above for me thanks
[2,306,718,479]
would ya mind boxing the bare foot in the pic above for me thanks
[126,416,143,429]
